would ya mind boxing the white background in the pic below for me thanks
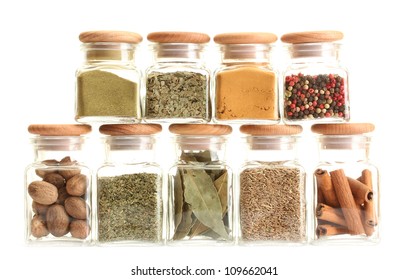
[0,0,407,279]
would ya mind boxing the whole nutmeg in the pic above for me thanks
[28,181,58,205]
[66,174,87,197]
[43,173,66,189]
[58,156,81,180]
[32,201,50,216]
[46,205,70,237]
[35,159,59,178]
[65,197,89,220]
[31,215,49,238]
[70,219,90,239]
[56,187,69,205]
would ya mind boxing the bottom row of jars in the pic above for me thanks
[25,123,380,245]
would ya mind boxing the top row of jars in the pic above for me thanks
[75,30,349,124]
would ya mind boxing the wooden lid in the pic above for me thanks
[281,30,343,44]
[214,32,278,44]
[311,123,375,135]
[147,32,210,43]
[240,125,303,136]
[79,31,143,44]
[28,124,92,136]
[99,124,162,136]
[169,124,232,136]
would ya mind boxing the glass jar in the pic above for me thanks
[25,124,92,244]
[213,32,279,123]
[167,124,233,244]
[96,124,163,245]
[144,32,211,123]
[281,31,350,123]
[311,123,380,244]
[238,125,307,244]
[75,30,143,123]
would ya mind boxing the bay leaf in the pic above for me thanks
[214,171,228,214]
[173,170,183,230]
[206,169,224,181]
[189,170,229,239]
[189,220,210,238]
[180,153,197,162]
[193,151,213,162]
[183,169,228,240]
[173,203,193,240]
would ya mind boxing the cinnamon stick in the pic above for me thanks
[315,169,340,208]
[316,203,346,227]
[317,186,325,204]
[347,177,373,204]
[316,224,349,237]
[361,169,373,189]
[359,169,378,236]
[330,169,365,235]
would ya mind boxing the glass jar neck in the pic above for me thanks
[288,42,340,62]
[317,135,371,163]
[31,136,85,162]
[175,135,227,163]
[151,43,205,63]
[104,136,156,164]
[245,136,299,162]
[81,42,136,63]
[220,44,272,64]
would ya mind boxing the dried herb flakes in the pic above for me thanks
[98,173,162,242]
[146,71,208,119]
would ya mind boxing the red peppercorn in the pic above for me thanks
[289,81,295,86]
[325,112,331,117]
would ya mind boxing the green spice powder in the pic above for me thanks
[76,70,140,118]
[145,71,208,119]
[97,173,162,242]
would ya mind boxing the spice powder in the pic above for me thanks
[240,165,306,241]
[215,67,278,120]
[76,70,140,118]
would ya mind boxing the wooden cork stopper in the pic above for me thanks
[79,31,143,44]
[169,124,232,136]
[28,125,92,136]
[281,30,344,44]
[240,125,303,136]
[311,123,375,135]
[214,32,278,44]
[99,124,162,136]
[147,32,210,43]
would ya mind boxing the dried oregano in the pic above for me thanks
[240,165,306,241]
[145,71,209,119]
[97,173,162,242]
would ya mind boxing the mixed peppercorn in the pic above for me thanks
[284,73,346,120]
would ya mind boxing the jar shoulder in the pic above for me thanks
[146,64,210,76]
